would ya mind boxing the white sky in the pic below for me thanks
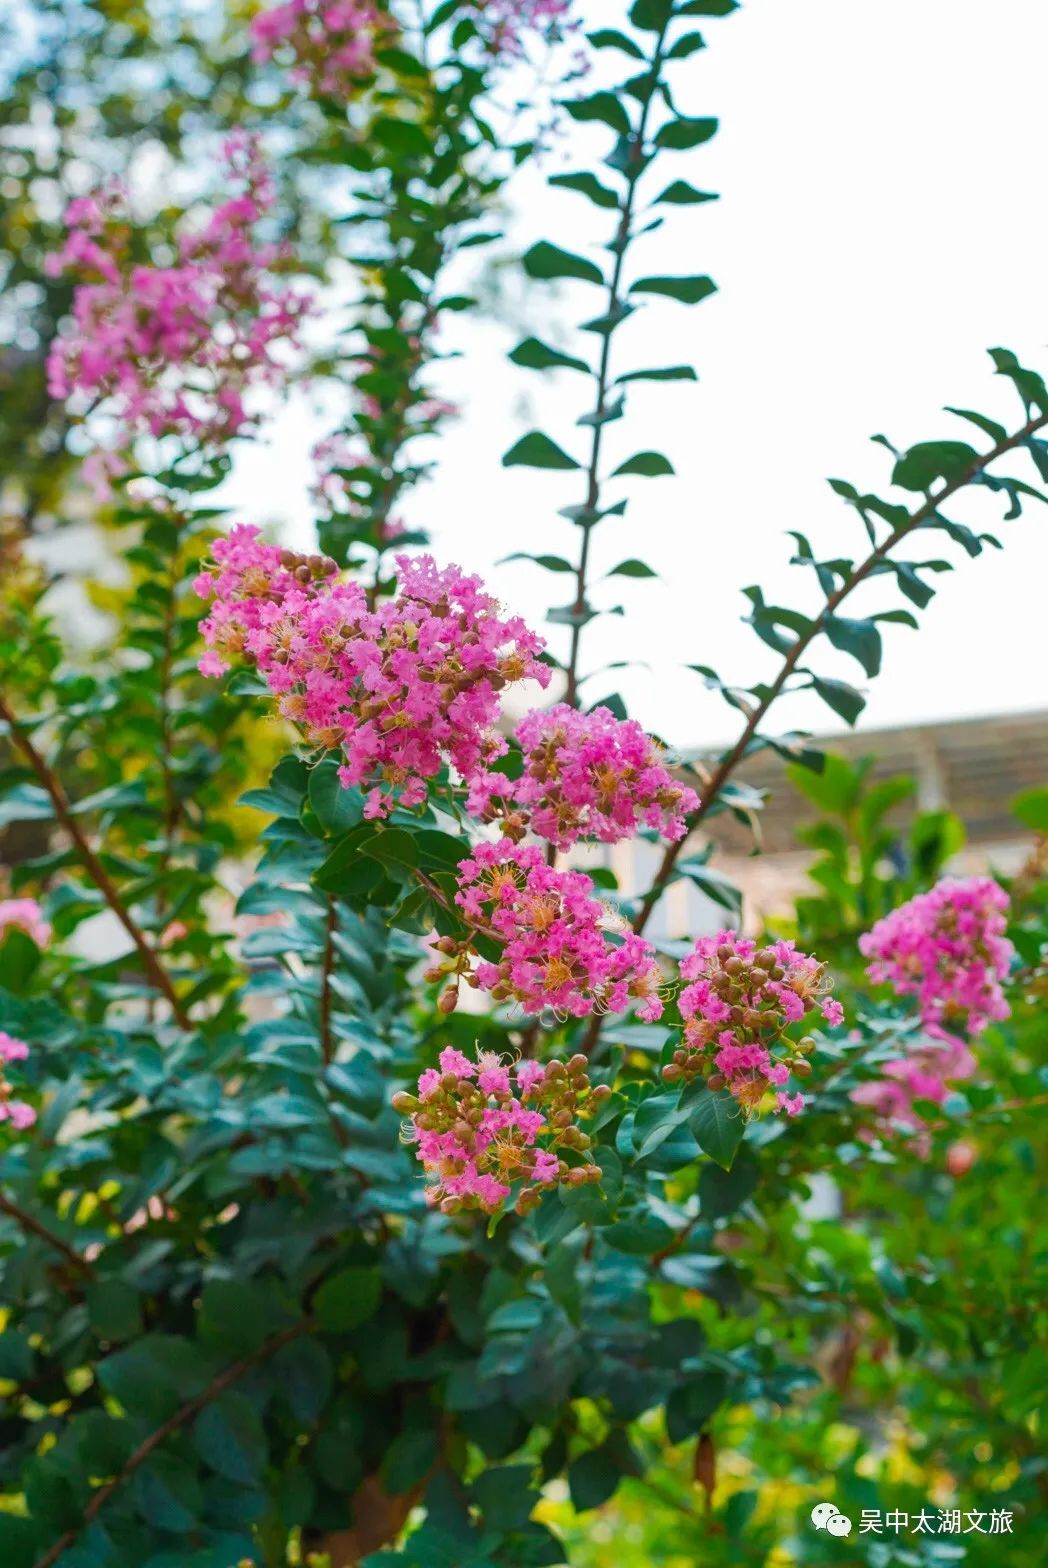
[232,0,1048,754]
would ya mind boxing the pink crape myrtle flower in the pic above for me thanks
[0,1032,36,1132]
[250,0,391,98]
[453,839,666,1021]
[46,132,309,453]
[664,930,842,1119]
[859,875,1013,1036]
[0,898,51,949]
[392,1047,607,1215]
[196,530,549,817]
[467,702,699,851]
[474,0,573,57]
[851,1026,977,1152]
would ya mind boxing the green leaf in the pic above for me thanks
[314,1266,382,1332]
[630,274,717,305]
[891,440,977,492]
[810,674,865,726]
[88,1281,143,1342]
[607,558,658,578]
[308,759,363,835]
[133,1454,202,1533]
[700,1151,759,1218]
[194,1392,267,1485]
[667,32,707,57]
[523,241,605,287]
[0,784,53,828]
[824,614,882,677]
[687,1087,744,1169]
[611,451,675,477]
[272,1337,334,1424]
[562,92,632,138]
[1014,786,1048,832]
[503,432,581,470]
[499,552,574,573]
[654,116,718,150]
[616,364,697,384]
[676,0,739,14]
[569,1446,623,1511]
[198,1281,268,1355]
[509,337,591,374]
[653,180,719,205]
[631,0,674,27]
[587,28,644,58]
[549,171,621,209]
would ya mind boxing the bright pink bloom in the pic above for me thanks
[46,133,308,452]
[859,876,1012,1036]
[0,1031,35,1132]
[396,1048,604,1215]
[250,0,390,97]
[454,839,665,1020]
[666,930,838,1118]
[467,703,698,850]
[851,1026,977,1148]
[196,532,549,817]
[0,899,51,948]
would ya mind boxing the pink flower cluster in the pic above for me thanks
[665,930,844,1118]
[250,0,389,97]
[0,1033,35,1132]
[466,703,699,851]
[851,1028,976,1141]
[474,0,573,57]
[195,527,549,818]
[0,899,51,949]
[859,876,1013,1036]
[393,1046,606,1214]
[453,839,665,1020]
[46,133,308,450]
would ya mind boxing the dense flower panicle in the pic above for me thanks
[452,840,665,1020]
[665,930,842,1118]
[851,1027,976,1141]
[466,703,699,850]
[196,529,549,817]
[0,1032,36,1131]
[393,1046,607,1214]
[859,876,1013,1036]
[0,899,51,949]
[46,132,308,451]
[250,0,389,96]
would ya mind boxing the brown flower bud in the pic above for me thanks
[438,987,459,1015]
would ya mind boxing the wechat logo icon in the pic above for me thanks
[811,1502,853,1537]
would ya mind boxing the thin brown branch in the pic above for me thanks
[0,1191,95,1278]
[0,693,191,1029]
[632,408,1048,936]
[29,1319,310,1568]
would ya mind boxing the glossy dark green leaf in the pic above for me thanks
[510,338,590,377]
[194,1392,268,1485]
[824,614,882,677]
[503,432,582,470]
[612,451,674,476]
[686,1086,745,1169]
[630,274,716,305]
[549,171,621,209]
[810,675,865,726]
[892,441,977,493]
[616,364,697,384]
[654,116,718,150]
[667,32,707,57]
[523,241,604,286]
[607,558,658,577]
[653,179,719,204]
[587,28,645,58]
[562,92,632,139]
[314,1266,381,1332]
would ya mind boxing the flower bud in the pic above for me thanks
[438,986,459,1015]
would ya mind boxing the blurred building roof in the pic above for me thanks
[699,707,1048,858]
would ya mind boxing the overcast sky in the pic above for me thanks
[232,0,1048,754]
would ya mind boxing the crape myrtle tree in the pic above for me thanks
[0,2,1045,1566]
